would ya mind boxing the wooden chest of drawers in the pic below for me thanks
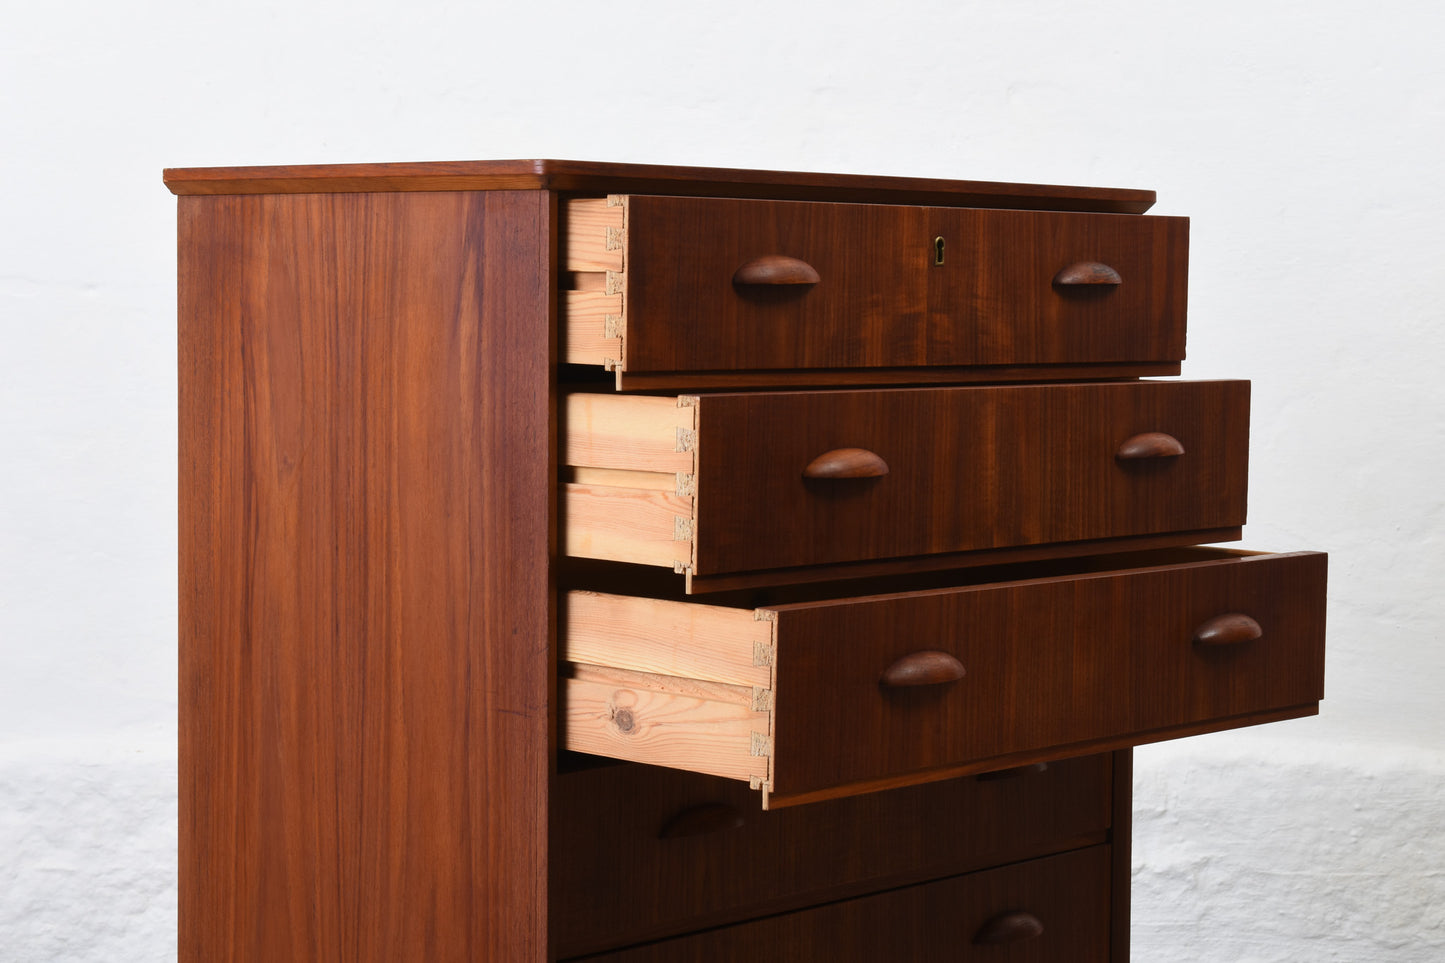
[169,159,1326,961]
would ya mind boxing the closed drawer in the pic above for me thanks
[551,754,1114,957]
[561,548,1326,807]
[564,844,1113,962]
[563,380,1248,591]
[564,194,1187,388]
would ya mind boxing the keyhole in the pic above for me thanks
[934,236,945,265]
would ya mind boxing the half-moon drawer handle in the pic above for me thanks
[803,447,889,479]
[733,255,821,286]
[880,651,966,688]
[1193,613,1264,647]
[658,803,746,840]
[1116,432,1185,460]
[973,910,1045,944]
[1053,261,1122,286]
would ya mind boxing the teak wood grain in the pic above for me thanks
[568,845,1113,962]
[693,381,1249,576]
[763,551,1325,802]
[566,196,1188,377]
[550,754,1113,957]
[178,190,553,962]
[164,158,1157,213]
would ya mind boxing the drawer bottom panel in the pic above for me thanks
[565,844,1113,962]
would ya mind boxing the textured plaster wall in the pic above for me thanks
[2,0,1441,959]
[1134,735,1445,961]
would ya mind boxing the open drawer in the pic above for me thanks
[563,381,1249,592]
[561,548,1327,809]
[564,194,1187,390]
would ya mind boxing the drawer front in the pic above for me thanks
[768,550,1326,803]
[565,845,1113,962]
[551,755,1113,958]
[565,195,1187,383]
[561,549,1326,806]
[563,381,1249,582]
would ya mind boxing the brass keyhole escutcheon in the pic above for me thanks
[934,236,945,265]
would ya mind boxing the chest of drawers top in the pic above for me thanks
[163,157,1158,209]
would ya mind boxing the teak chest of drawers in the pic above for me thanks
[169,159,1327,962]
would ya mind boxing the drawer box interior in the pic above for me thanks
[560,547,1326,809]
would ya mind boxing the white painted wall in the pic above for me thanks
[3,0,1440,958]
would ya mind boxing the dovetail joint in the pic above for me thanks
[605,226,624,252]
[754,609,778,623]
[605,271,624,296]
[675,473,697,497]
[673,517,695,541]
[751,687,774,712]
[603,314,623,339]
[606,194,624,207]
[750,732,773,757]
[677,395,700,408]
[753,640,775,667]
[675,427,697,453]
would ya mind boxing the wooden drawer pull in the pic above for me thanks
[803,447,889,479]
[880,650,966,688]
[973,910,1045,944]
[658,802,746,840]
[1053,261,1122,286]
[1116,431,1185,460]
[1193,613,1264,647]
[733,255,821,286]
